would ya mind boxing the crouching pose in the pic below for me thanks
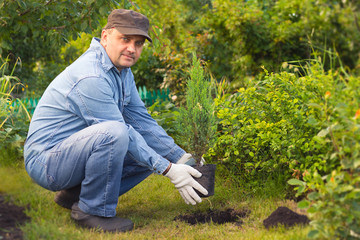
[24,9,207,232]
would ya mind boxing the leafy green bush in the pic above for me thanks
[209,56,354,190]
[290,168,360,239]
[288,66,360,239]
[132,46,167,90]
[148,100,179,138]
[0,58,31,166]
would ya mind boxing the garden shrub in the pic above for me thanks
[292,168,360,239]
[289,67,360,239]
[209,59,343,190]
[0,58,31,166]
[148,100,179,139]
[211,50,360,237]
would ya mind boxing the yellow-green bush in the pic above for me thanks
[0,58,30,166]
[290,106,360,239]
[210,55,359,186]
[211,53,360,237]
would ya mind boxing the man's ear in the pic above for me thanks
[100,30,108,47]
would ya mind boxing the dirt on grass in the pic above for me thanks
[174,208,250,226]
[0,194,30,240]
[0,191,309,239]
[263,206,310,229]
[175,205,310,230]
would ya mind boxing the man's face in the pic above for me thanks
[100,28,146,71]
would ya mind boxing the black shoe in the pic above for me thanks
[54,185,81,209]
[71,203,134,232]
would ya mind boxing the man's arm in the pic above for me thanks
[67,76,170,174]
[123,76,186,163]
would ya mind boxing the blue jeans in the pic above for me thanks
[25,121,152,217]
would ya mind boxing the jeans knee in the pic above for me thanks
[101,121,129,148]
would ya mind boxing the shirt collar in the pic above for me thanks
[90,37,130,76]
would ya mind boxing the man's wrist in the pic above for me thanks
[177,153,192,164]
[162,162,172,176]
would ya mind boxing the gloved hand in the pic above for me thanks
[177,153,205,166]
[164,163,208,205]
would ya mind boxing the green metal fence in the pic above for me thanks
[138,86,170,107]
[22,98,39,115]
[12,86,170,114]
[9,97,40,115]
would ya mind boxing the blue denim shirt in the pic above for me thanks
[24,38,185,174]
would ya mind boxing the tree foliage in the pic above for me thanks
[117,0,360,98]
[0,0,124,91]
[195,0,360,81]
[3,0,358,98]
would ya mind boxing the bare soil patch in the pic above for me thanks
[175,205,310,231]
[0,194,30,240]
[174,208,250,225]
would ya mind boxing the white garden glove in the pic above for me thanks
[164,163,208,205]
[177,153,205,166]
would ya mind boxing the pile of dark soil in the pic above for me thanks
[263,206,310,229]
[0,194,30,240]
[174,208,250,225]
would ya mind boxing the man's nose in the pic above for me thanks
[127,42,136,52]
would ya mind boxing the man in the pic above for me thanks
[24,9,207,233]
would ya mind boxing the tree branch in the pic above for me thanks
[42,25,66,31]
[18,0,55,16]
[352,0,360,34]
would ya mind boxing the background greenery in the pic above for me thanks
[1,0,359,239]
[2,0,359,95]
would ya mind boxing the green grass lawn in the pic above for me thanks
[1,165,310,240]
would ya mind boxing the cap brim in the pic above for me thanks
[115,27,152,43]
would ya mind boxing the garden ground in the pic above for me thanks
[0,194,29,239]
[0,166,311,240]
